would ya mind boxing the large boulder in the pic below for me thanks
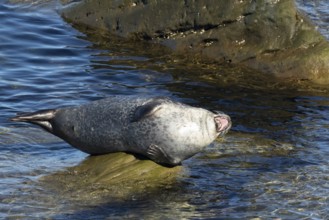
[61,0,329,84]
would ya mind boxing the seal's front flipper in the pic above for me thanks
[131,101,163,123]
[147,144,181,166]
[10,109,57,132]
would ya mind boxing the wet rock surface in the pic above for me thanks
[41,152,182,202]
[61,0,329,84]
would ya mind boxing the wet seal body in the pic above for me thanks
[10,96,231,166]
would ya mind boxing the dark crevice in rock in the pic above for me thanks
[221,19,238,26]
[115,19,120,31]
[133,32,153,41]
[153,21,237,40]
[203,38,218,44]
[261,49,281,55]
[242,12,253,17]
[240,56,257,62]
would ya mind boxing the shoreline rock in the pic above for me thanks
[41,152,182,201]
[61,0,329,84]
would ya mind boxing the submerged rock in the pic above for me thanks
[61,0,329,84]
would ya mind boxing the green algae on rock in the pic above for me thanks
[40,152,182,202]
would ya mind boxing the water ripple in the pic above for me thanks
[1,0,329,219]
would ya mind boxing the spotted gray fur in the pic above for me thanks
[10,95,231,166]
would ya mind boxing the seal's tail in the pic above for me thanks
[10,109,57,132]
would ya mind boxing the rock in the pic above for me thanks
[40,152,182,202]
[61,0,329,84]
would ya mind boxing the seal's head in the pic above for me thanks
[127,97,232,165]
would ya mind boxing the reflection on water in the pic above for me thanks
[1,0,329,219]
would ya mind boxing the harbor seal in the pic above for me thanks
[10,96,231,166]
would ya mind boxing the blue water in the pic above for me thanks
[1,0,329,219]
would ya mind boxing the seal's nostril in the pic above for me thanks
[214,114,231,134]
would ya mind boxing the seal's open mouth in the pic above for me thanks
[214,113,231,135]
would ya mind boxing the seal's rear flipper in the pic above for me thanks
[10,109,57,132]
